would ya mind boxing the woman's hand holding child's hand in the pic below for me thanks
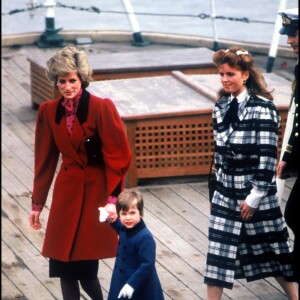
[98,206,117,223]
[104,203,118,223]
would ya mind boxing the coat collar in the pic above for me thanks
[55,89,90,125]
[123,219,146,237]
[217,88,249,109]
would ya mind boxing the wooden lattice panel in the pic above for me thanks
[124,111,214,186]
[135,115,213,176]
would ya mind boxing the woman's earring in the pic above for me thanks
[243,80,247,85]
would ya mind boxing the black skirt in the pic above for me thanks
[49,259,99,280]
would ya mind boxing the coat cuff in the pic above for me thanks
[107,195,118,205]
[32,203,44,212]
[245,187,266,209]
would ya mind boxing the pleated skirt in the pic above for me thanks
[49,259,99,280]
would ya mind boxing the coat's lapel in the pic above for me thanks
[77,89,90,124]
[56,116,83,165]
[237,97,249,123]
[70,118,85,153]
[69,89,90,159]
[217,97,232,145]
[54,90,91,165]
[217,95,250,146]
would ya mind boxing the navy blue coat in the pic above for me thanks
[108,219,164,300]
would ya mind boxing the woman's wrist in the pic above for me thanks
[107,195,117,205]
[32,203,43,212]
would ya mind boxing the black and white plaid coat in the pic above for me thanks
[204,92,294,289]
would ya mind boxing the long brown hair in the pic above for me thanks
[212,46,273,100]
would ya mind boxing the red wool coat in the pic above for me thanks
[32,90,132,262]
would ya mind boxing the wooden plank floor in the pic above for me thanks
[1,43,296,300]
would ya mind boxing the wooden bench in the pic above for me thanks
[27,47,218,108]
[88,72,289,187]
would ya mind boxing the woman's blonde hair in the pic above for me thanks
[46,46,93,89]
[213,46,273,100]
[116,190,144,216]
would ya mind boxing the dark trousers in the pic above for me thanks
[284,176,299,290]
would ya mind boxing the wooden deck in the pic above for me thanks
[1,43,296,300]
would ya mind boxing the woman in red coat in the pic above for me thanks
[29,46,132,299]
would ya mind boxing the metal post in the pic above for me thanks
[266,0,287,72]
[36,0,65,48]
[210,0,220,51]
[121,0,150,46]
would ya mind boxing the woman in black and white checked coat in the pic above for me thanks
[204,46,298,300]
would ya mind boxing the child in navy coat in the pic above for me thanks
[99,190,164,300]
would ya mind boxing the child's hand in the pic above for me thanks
[98,207,109,223]
[118,283,134,299]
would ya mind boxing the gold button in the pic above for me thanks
[296,113,299,117]
[296,123,299,127]
[296,132,299,137]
